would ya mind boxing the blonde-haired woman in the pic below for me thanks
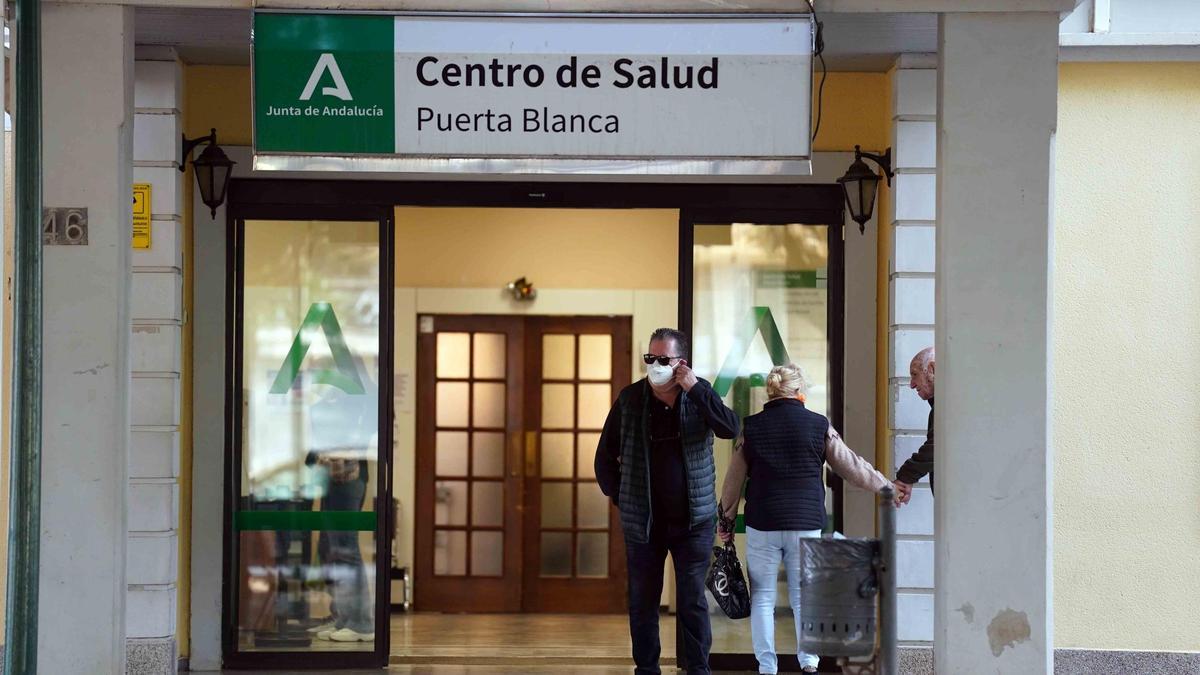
[717,363,898,674]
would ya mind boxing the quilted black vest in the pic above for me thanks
[742,398,827,532]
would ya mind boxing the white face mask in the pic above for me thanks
[646,362,676,386]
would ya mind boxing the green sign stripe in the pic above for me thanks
[712,306,792,397]
[235,510,377,531]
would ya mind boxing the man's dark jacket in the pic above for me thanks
[595,378,739,544]
[896,398,934,493]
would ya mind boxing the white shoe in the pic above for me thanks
[316,629,336,641]
[308,621,337,634]
[328,628,374,642]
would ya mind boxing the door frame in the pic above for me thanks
[678,208,846,673]
[222,203,396,670]
[222,179,844,670]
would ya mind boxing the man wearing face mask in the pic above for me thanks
[595,328,740,675]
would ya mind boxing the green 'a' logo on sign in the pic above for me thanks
[253,13,395,154]
[270,302,365,395]
[712,307,791,398]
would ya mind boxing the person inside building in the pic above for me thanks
[894,346,935,503]
[716,362,902,675]
[595,328,740,675]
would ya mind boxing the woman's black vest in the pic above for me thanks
[742,398,828,532]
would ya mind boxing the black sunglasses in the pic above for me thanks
[642,354,680,366]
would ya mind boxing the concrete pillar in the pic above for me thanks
[40,4,134,673]
[935,12,1058,673]
[886,54,938,654]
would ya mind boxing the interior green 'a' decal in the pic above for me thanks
[269,302,365,395]
[712,306,791,398]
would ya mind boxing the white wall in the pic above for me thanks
[887,54,938,646]
[129,51,185,662]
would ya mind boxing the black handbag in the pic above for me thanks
[706,505,751,619]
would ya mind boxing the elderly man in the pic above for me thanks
[595,327,740,675]
[895,347,934,503]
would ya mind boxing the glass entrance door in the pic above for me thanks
[227,217,390,668]
[681,213,844,671]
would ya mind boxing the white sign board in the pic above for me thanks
[396,16,812,159]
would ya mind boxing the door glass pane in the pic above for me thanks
[471,481,504,527]
[542,384,575,429]
[472,432,505,477]
[541,433,574,478]
[540,533,572,577]
[437,332,471,379]
[577,384,612,430]
[577,533,609,578]
[435,481,468,526]
[471,531,504,577]
[578,335,612,380]
[576,432,601,479]
[691,221,830,658]
[472,333,506,380]
[577,481,609,529]
[542,334,576,380]
[472,382,506,429]
[238,219,380,652]
[692,223,830,417]
[435,530,467,575]
[436,382,469,427]
[436,431,468,476]
[541,483,573,528]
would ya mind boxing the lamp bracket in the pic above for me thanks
[180,128,218,173]
[854,145,895,187]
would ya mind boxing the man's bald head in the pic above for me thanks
[909,347,935,401]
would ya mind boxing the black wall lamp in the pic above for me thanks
[180,128,235,218]
[838,145,895,234]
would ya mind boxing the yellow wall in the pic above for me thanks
[1054,62,1200,651]
[395,207,677,289]
[185,66,252,146]
[812,72,889,154]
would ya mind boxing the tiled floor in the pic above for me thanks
[220,611,806,672]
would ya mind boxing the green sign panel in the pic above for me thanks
[254,13,394,154]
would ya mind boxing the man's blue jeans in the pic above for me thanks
[624,518,714,675]
[745,526,823,674]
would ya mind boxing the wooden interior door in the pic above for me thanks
[414,314,630,613]
[414,315,525,612]
[521,316,631,613]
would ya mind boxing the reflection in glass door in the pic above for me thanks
[228,218,389,667]
[684,216,843,668]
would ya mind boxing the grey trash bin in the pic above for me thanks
[797,538,881,657]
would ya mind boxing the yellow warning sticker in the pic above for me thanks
[132,183,151,249]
